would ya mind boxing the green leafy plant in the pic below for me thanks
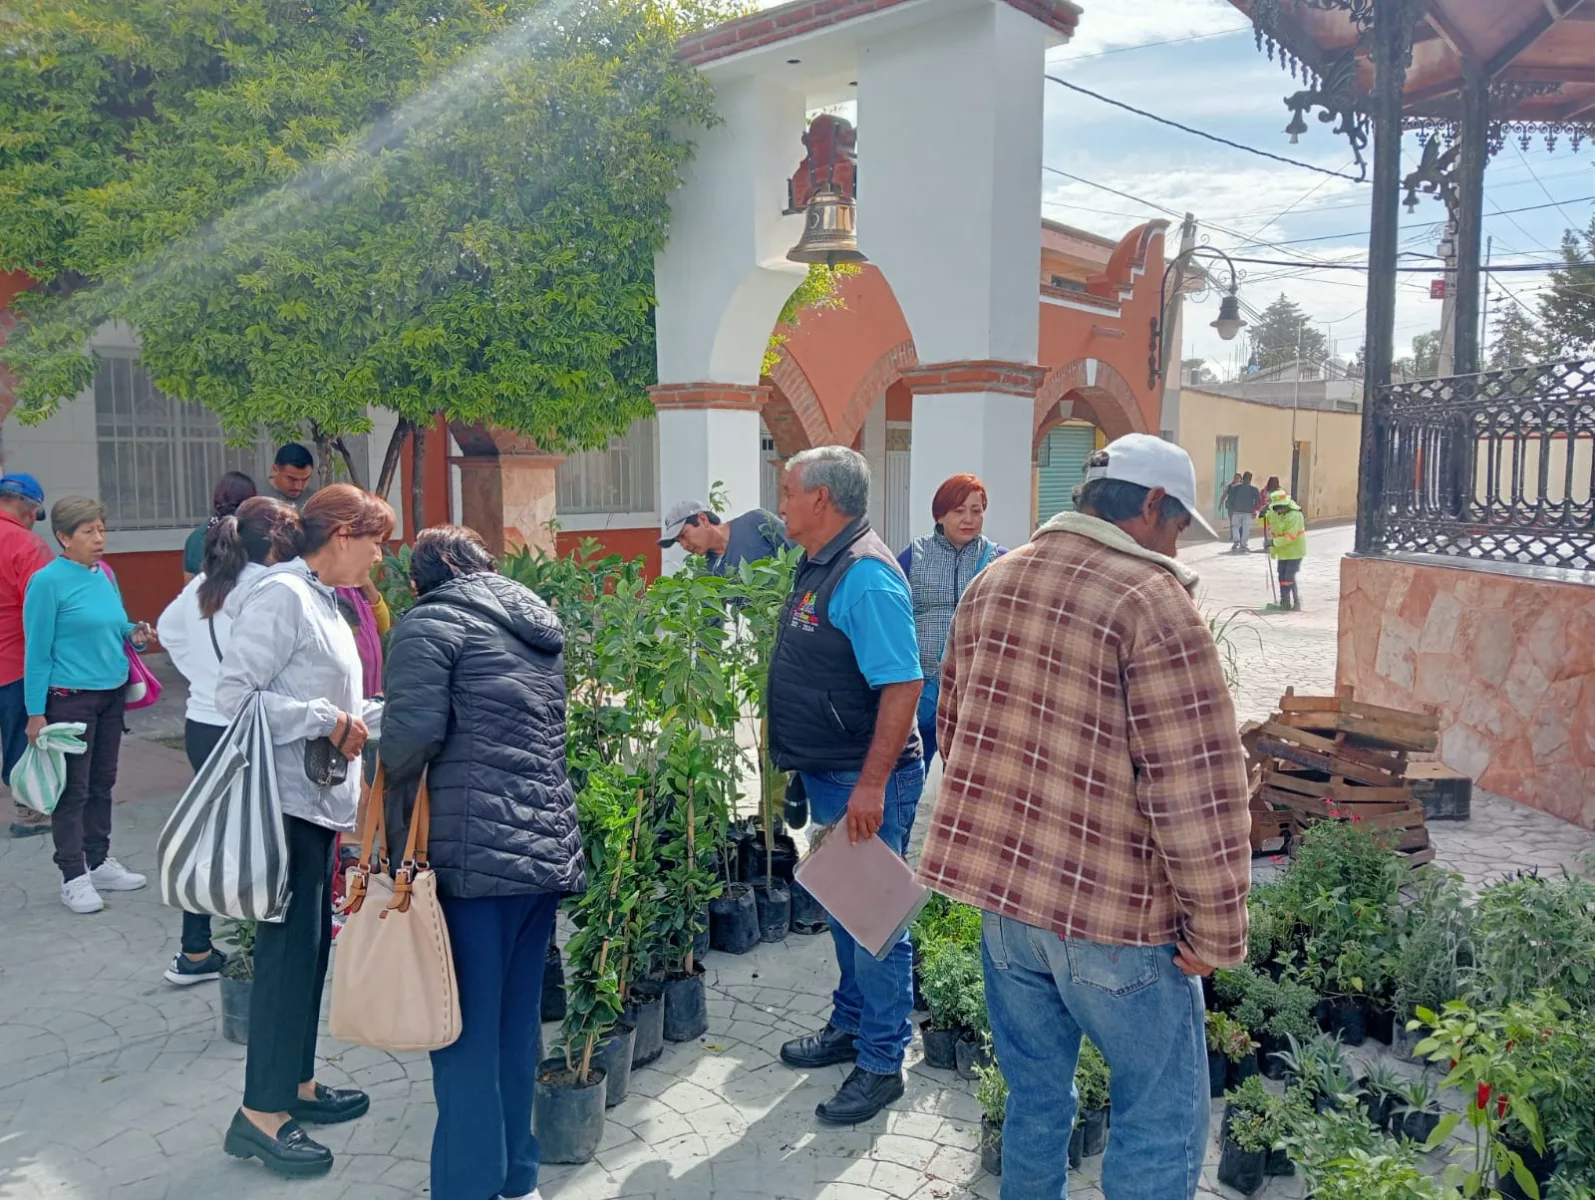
[918,936,984,1034]
[1076,1038,1111,1113]
[1467,872,1595,1013]
[1246,880,1291,970]
[974,1058,1008,1129]
[1207,1011,1259,1063]
[1391,871,1474,1022]
[216,918,257,982]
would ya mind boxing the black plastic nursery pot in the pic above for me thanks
[1217,1139,1266,1195]
[663,963,709,1042]
[691,908,710,965]
[541,942,568,1023]
[753,878,791,943]
[1403,1110,1442,1144]
[533,1057,607,1165]
[980,1117,1003,1176]
[920,1021,961,1070]
[1067,1123,1084,1169]
[724,824,757,883]
[1257,1033,1291,1081]
[1366,1003,1396,1045]
[1393,1021,1428,1064]
[1228,1053,1261,1089]
[1329,996,1368,1046]
[219,976,252,1046]
[740,834,798,885]
[1497,1135,1557,1200]
[954,1031,992,1081]
[593,1024,636,1109]
[789,879,829,934]
[627,984,665,1067]
[1208,1051,1229,1098]
[709,884,760,955]
[1264,1146,1295,1177]
[1079,1107,1108,1158]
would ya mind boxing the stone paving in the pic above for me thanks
[3,529,1594,1200]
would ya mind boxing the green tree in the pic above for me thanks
[1398,330,1441,379]
[0,0,729,500]
[1537,218,1595,360]
[1247,294,1328,371]
[1181,356,1216,384]
[1486,304,1541,371]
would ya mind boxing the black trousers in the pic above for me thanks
[244,814,337,1112]
[45,687,125,881]
[180,720,228,954]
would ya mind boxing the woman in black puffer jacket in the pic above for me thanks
[380,525,585,1200]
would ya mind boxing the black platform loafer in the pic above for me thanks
[816,1066,905,1125]
[288,1083,370,1125]
[223,1112,333,1178]
[780,1023,858,1069]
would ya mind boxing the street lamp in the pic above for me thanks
[1148,244,1246,389]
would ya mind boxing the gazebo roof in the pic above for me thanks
[1232,0,1595,128]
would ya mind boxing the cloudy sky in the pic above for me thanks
[1043,0,1593,375]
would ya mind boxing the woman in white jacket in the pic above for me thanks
[156,496,299,986]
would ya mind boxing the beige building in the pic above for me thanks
[1178,387,1363,527]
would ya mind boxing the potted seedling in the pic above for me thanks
[215,918,256,1045]
[1075,1038,1111,1158]
[1259,974,1320,1080]
[1359,1061,1405,1132]
[974,1058,1006,1177]
[535,913,618,1164]
[1206,1011,1258,1097]
[1218,1075,1272,1194]
[1263,1086,1309,1177]
[917,936,979,1070]
[1394,1078,1444,1145]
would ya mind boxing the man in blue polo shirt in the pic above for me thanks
[767,445,925,1126]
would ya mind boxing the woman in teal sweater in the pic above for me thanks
[23,496,154,914]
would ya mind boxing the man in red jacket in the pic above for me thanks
[0,473,53,837]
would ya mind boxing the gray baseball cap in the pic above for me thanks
[659,499,720,547]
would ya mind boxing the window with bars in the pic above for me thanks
[94,355,279,531]
[555,417,658,515]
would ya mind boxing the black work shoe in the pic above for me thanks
[783,772,809,830]
[223,1112,333,1177]
[781,1023,859,1069]
[816,1066,905,1125]
[164,948,227,986]
[287,1083,370,1125]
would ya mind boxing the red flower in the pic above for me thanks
[1477,1082,1492,1111]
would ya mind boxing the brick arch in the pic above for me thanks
[1033,357,1145,451]
[761,351,829,456]
[831,338,918,447]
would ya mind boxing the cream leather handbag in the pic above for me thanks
[330,768,461,1051]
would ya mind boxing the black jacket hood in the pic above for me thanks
[414,571,564,655]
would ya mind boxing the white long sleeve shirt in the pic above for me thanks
[213,559,381,832]
[155,564,265,727]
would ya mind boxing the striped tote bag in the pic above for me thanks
[155,692,290,923]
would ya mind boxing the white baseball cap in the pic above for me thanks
[1082,434,1218,537]
[659,499,720,547]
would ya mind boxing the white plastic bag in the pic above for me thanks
[11,722,87,815]
[155,693,290,923]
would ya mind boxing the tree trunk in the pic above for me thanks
[332,437,365,489]
[310,423,336,489]
[409,419,429,538]
[375,419,412,500]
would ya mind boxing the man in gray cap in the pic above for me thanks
[659,498,791,577]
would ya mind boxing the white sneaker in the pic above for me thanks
[61,876,105,914]
[501,1192,542,1199]
[89,857,147,892]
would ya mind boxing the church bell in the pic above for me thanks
[786,187,866,266]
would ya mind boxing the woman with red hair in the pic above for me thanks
[896,474,1007,762]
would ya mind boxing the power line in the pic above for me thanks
[1228,254,1574,273]
[1052,25,1253,62]
[1511,143,1580,230]
[1043,76,1367,182]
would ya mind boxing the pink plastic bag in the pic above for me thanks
[99,560,162,711]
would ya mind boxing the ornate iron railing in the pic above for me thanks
[1365,358,1595,573]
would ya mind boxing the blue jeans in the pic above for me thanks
[800,762,925,1074]
[431,892,559,1200]
[916,676,939,764]
[982,913,1208,1200]
[0,678,26,787]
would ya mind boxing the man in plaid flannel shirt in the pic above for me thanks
[919,433,1251,1200]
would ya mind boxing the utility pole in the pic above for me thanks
[1436,219,1458,379]
[1480,234,1493,367]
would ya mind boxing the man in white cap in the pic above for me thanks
[658,499,791,576]
[918,433,1251,1200]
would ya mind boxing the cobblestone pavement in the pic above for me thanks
[4,525,1594,1200]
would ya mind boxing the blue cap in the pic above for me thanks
[0,473,45,504]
